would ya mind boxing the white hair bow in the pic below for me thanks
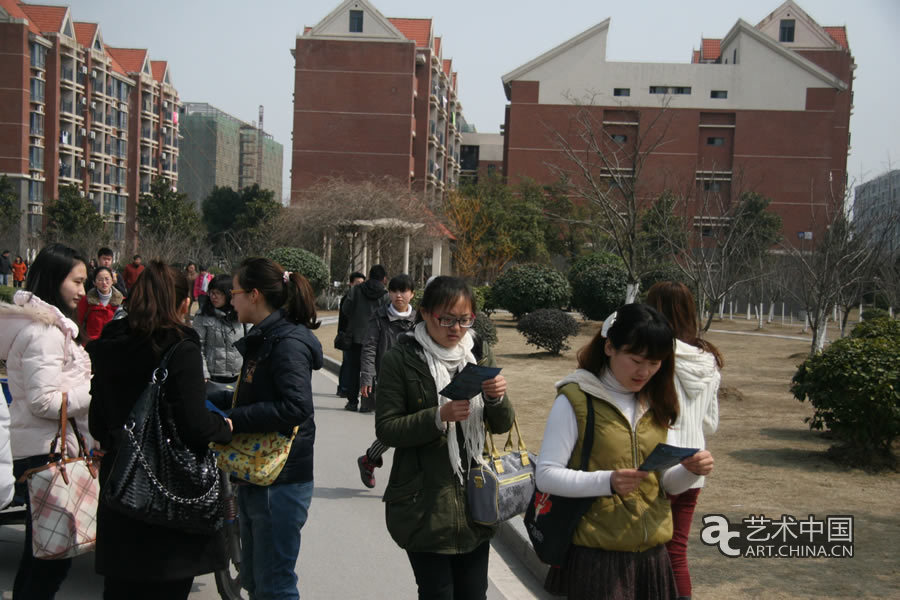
[601,311,617,337]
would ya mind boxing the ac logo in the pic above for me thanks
[700,514,741,557]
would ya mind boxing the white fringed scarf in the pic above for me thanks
[413,322,486,483]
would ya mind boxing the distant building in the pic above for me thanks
[460,132,504,183]
[0,0,180,255]
[290,0,464,205]
[178,102,283,208]
[854,170,900,254]
[501,0,854,245]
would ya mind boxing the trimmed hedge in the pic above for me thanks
[792,321,900,467]
[473,286,497,316]
[0,285,13,303]
[266,247,329,294]
[568,253,627,321]
[516,309,580,355]
[472,311,498,347]
[493,264,570,320]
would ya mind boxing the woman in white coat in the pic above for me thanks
[0,243,92,599]
[647,282,722,600]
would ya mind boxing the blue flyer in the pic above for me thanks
[439,363,501,400]
[638,443,699,471]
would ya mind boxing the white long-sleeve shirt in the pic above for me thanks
[670,339,720,488]
[535,369,699,498]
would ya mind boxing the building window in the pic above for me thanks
[673,87,692,95]
[30,78,45,103]
[710,90,728,99]
[779,19,795,42]
[30,43,47,69]
[649,86,667,94]
[707,137,726,146]
[733,49,737,64]
[349,10,363,32]
[703,181,722,192]
[613,88,630,97]
[611,134,628,144]
[28,146,43,170]
[29,112,44,136]
[29,180,43,203]
[28,213,43,234]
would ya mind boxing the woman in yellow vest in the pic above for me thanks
[535,303,714,600]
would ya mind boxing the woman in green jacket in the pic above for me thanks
[375,276,514,600]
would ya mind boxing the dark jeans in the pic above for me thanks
[337,349,351,396]
[103,576,193,600]
[666,487,701,598]
[406,541,490,600]
[238,480,314,600]
[343,343,363,406]
[13,455,73,600]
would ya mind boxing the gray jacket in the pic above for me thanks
[192,310,248,379]
[360,305,417,387]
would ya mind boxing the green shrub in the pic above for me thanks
[851,316,900,340]
[516,309,580,355]
[471,311,498,347]
[266,247,329,294]
[492,264,569,320]
[860,308,892,324]
[474,285,497,316]
[0,285,13,303]
[792,333,900,467]
[567,253,627,321]
[639,263,687,298]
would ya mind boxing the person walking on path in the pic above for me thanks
[90,247,127,297]
[355,274,416,486]
[0,243,92,599]
[87,261,233,600]
[340,264,388,412]
[228,258,323,600]
[0,250,11,286]
[535,303,715,600]
[335,271,365,398]
[121,254,144,290]
[76,266,124,342]
[11,255,27,288]
[376,276,513,600]
[647,282,722,600]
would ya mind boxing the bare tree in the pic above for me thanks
[548,95,678,302]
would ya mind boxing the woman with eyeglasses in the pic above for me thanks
[192,275,248,406]
[375,276,514,600]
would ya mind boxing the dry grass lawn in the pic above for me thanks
[314,311,899,599]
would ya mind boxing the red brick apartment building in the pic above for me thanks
[501,1,853,244]
[291,0,464,205]
[0,0,180,256]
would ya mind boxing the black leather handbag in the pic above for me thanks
[101,340,222,534]
[524,394,598,567]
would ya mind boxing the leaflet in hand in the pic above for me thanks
[439,363,501,400]
[638,443,698,471]
[205,399,229,419]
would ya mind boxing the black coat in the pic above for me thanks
[230,309,323,485]
[341,279,388,344]
[87,320,232,581]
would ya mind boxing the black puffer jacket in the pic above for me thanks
[87,320,232,581]
[230,309,323,484]
[341,279,388,344]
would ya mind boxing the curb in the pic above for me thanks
[322,354,341,377]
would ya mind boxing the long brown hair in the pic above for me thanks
[126,260,190,349]
[577,303,678,428]
[233,258,319,329]
[646,281,724,368]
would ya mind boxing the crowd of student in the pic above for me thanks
[0,243,720,600]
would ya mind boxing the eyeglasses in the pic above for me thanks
[231,289,249,296]
[433,313,475,328]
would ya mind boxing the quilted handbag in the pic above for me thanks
[524,394,598,566]
[210,373,298,486]
[101,340,222,534]
[20,393,99,559]
[467,418,536,526]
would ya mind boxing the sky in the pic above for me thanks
[58,0,900,201]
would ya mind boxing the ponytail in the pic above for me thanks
[234,258,320,329]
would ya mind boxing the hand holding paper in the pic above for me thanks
[638,443,699,472]
[439,363,502,400]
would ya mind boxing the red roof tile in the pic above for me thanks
[151,60,167,82]
[0,0,41,34]
[701,38,721,60]
[692,49,700,64]
[824,26,848,49]
[73,22,97,47]
[106,47,148,75]
[434,36,441,57]
[17,3,67,35]
[104,46,128,76]
[387,17,431,48]
[442,58,451,76]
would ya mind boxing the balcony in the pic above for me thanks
[59,164,73,178]
[61,66,74,82]
[141,127,153,140]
